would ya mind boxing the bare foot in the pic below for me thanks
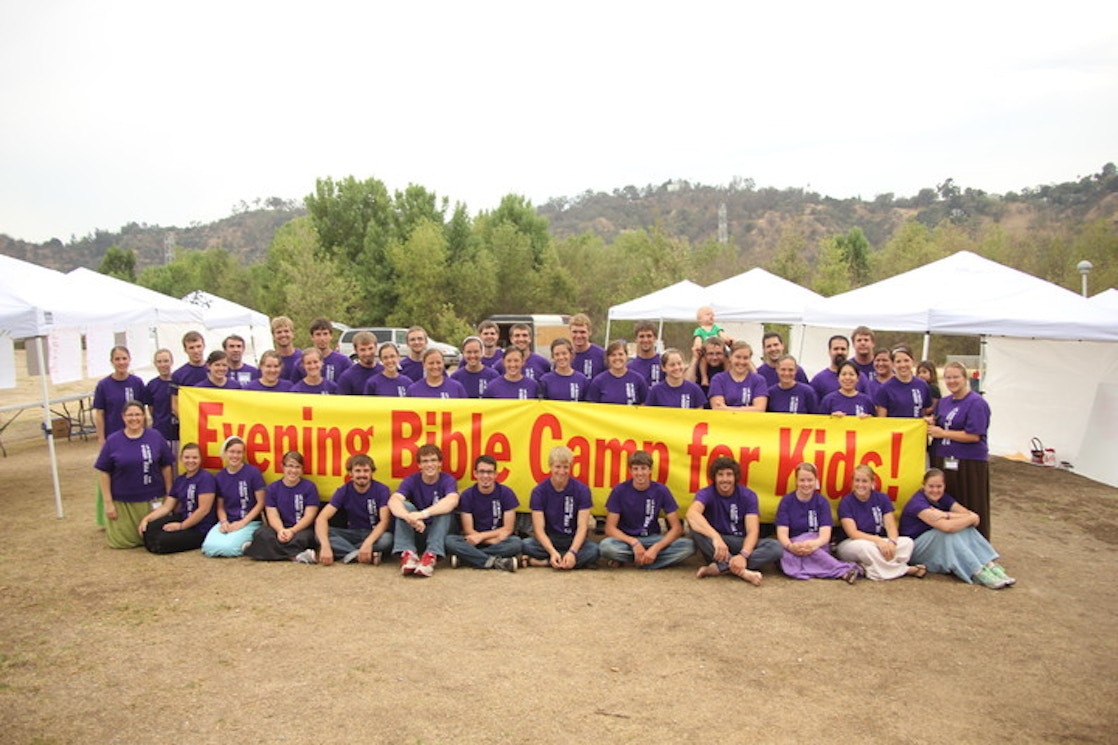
[907,564,927,578]
[729,565,763,586]
[695,562,722,579]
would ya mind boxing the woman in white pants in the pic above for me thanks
[836,465,926,581]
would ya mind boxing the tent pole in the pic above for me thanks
[922,332,930,361]
[34,337,65,519]
[604,319,612,345]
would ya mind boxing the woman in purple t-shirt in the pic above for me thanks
[586,341,648,405]
[836,464,924,581]
[775,462,861,583]
[195,351,242,390]
[244,450,320,562]
[709,342,768,413]
[927,362,993,540]
[139,443,216,554]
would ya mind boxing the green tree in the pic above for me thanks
[98,246,136,282]
[767,226,811,287]
[812,240,851,296]
[833,227,872,287]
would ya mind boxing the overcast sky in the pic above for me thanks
[1,1,1115,243]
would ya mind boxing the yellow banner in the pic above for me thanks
[179,388,926,520]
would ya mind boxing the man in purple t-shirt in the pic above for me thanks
[686,455,783,585]
[336,331,383,395]
[170,330,208,418]
[600,451,695,570]
[569,313,606,380]
[314,454,393,565]
[522,446,600,569]
[444,455,522,571]
[496,323,551,380]
[757,331,809,388]
[223,334,259,386]
[388,444,460,577]
[627,321,663,387]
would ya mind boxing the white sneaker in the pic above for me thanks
[293,548,316,564]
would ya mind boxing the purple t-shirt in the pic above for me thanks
[327,480,391,531]
[838,490,894,537]
[605,480,679,537]
[265,478,320,528]
[398,356,425,381]
[170,469,217,534]
[320,351,351,382]
[538,371,589,402]
[646,380,707,409]
[874,377,931,418]
[693,483,759,536]
[481,349,504,368]
[279,349,303,382]
[171,363,209,389]
[587,370,648,405]
[931,392,990,461]
[810,368,868,401]
[395,471,458,511]
[451,366,500,399]
[336,363,384,396]
[407,377,467,399]
[853,359,876,378]
[765,382,818,414]
[94,374,145,438]
[819,390,877,417]
[214,463,267,522]
[244,378,294,393]
[627,355,664,387]
[196,377,243,390]
[757,362,809,388]
[574,345,606,379]
[458,483,520,532]
[899,489,957,540]
[228,364,260,386]
[364,372,412,397]
[530,476,593,536]
[291,378,338,395]
[94,428,174,503]
[482,376,539,400]
[709,371,768,408]
[142,376,178,441]
[775,491,834,535]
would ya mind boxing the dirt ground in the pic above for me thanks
[1,368,1117,744]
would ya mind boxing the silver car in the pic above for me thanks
[336,326,461,368]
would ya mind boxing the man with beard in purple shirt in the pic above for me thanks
[336,331,383,395]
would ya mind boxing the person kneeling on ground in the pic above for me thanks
[445,455,522,572]
[686,455,783,585]
[600,450,695,569]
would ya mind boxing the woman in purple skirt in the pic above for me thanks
[775,462,861,583]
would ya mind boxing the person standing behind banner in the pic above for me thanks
[538,338,590,402]
[143,349,179,451]
[917,360,943,412]
[244,450,320,562]
[195,351,243,390]
[336,331,382,395]
[139,443,216,554]
[94,401,174,549]
[836,464,924,580]
[646,348,707,409]
[364,344,413,397]
[765,355,818,414]
[820,361,877,418]
[521,446,600,569]
[927,361,993,540]
[407,348,467,399]
[627,321,663,387]
[477,320,504,369]
[483,347,539,400]
[709,341,768,412]
[244,351,294,392]
[864,347,894,401]
[875,345,931,419]
[451,336,499,398]
[569,313,606,380]
[587,341,648,405]
[314,454,393,566]
[687,455,783,585]
[202,436,266,557]
[223,334,259,386]
[775,462,862,583]
[291,348,338,394]
[270,316,303,382]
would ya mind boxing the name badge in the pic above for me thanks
[943,456,959,472]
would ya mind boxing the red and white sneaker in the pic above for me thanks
[400,550,419,576]
[414,551,437,578]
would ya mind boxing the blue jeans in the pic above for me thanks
[599,535,695,569]
[692,533,784,572]
[522,533,600,569]
[392,503,452,557]
[329,527,394,557]
[444,535,524,568]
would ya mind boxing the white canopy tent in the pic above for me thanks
[67,268,206,372]
[181,290,272,364]
[802,251,1118,486]
[605,280,709,343]
[1090,288,1118,311]
[0,255,157,517]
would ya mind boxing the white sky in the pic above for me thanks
[1,1,1115,243]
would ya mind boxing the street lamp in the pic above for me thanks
[1077,260,1093,298]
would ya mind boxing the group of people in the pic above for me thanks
[92,309,1005,587]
